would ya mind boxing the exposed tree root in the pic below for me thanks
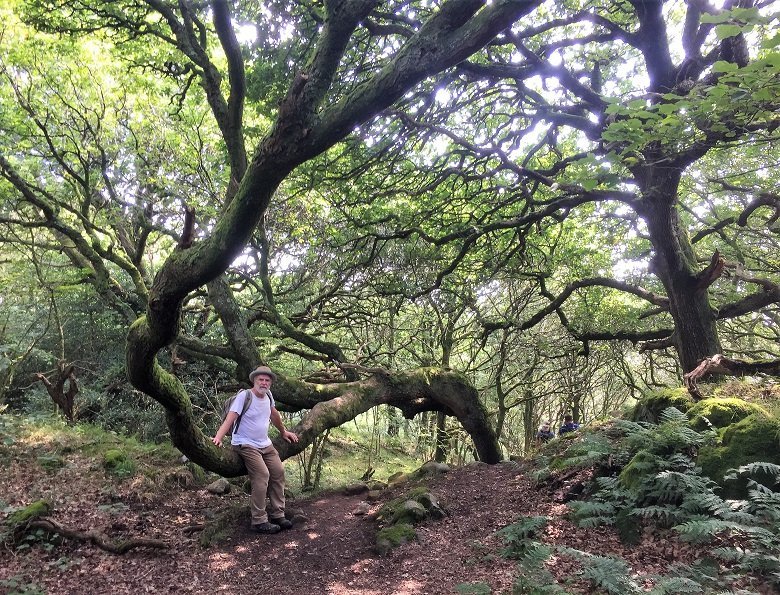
[684,354,780,400]
[26,518,168,554]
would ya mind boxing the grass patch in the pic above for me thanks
[285,427,421,493]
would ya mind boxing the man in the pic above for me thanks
[558,414,580,436]
[212,365,299,534]
[536,421,554,444]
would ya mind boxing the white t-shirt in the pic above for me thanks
[230,389,275,448]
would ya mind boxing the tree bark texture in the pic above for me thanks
[638,170,723,372]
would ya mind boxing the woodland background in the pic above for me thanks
[0,0,779,498]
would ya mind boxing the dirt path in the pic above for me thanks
[1,456,706,594]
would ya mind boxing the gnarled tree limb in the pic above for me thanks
[684,354,780,400]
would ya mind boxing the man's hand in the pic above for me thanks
[212,435,223,447]
[281,430,299,444]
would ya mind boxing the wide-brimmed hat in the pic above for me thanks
[249,365,277,383]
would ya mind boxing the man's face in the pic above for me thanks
[254,374,273,391]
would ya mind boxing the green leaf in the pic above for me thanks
[715,24,743,40]
[711,61,739,73]
[582,179,598,191]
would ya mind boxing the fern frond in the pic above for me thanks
[737,462,780,484]
[568,500,616,524]
[511,542,564,594]
[594,475,621,491]
[678,491,727,516]
[674,519,743,543]
[632,505,682,525]
[658,407,689,424]
[498,516,548,558]
[612,419,652,435]
[558,547,640,594]
[647,576,705,594]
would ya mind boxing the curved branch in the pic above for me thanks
[192,368,501,477]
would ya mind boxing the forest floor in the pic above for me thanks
[0,426,770,595]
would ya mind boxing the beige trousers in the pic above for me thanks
[234,444,286,525]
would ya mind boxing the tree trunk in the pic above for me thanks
[433,411,448,462]
[640,170,723,372]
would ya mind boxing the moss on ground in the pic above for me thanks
[698,413,780,498]
[687,398,769,431]
[618,450,659,490]
[375,522,416,555]
[630,388,694,423]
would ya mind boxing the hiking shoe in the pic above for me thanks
[252,522,281,534]
[270,517,293,530]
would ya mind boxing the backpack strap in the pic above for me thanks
[233,389,253,434]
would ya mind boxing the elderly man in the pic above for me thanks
[212,366,299,534]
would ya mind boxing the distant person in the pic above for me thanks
[536,421,554,444]
[558,414,580,436]
[212,366,299,534]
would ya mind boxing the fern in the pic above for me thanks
[631,505,683,526]
[498,516,548,558]
[674,518,776,544]
[511,542,566,595]
[647,576,705,594]
[735,461,780,483]
[559,434,613,469]
[658,407,689,425]
[558,547,640,594]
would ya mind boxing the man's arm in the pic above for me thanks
[213,411,239,446]
[270,407,299,443]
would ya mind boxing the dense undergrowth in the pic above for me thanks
[488,405,780,594]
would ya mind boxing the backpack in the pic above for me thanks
[221,389,252,435]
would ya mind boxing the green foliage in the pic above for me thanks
[287,426,419,494]
[375,522,416,554]
[510,542,563,595]
[0,576,45,595]
[560,407,780,590]
[554,433,614,469]
[497,516,549,558]
[36,453,65,472]
[455,582,492,595]
[559,547,640,594]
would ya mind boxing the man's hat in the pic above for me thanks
[249,365,277,383]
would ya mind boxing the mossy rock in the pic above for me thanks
[387,471,409,486]
[687,397,769,431]
[377,487,445,524]
[390,500,427,525]
[618,450,660,490]
[185,462,209,484]
[698,413,780,498]
[375,522,416,555]
[629,388,694,423]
